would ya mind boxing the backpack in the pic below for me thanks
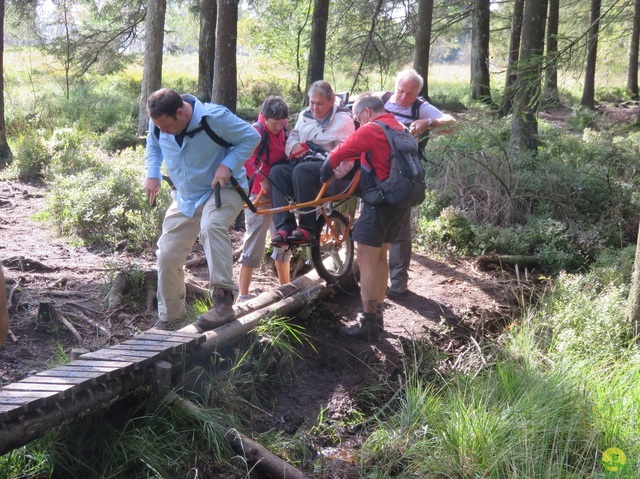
[380,91,430,157]
[362,120,426,208]
[153,116,232,148]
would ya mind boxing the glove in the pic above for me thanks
[319,156,334,183]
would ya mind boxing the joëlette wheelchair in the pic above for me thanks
[227,142,361,288]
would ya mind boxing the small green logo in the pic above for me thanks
[602,448,627,474]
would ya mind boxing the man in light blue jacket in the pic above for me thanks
[145,88,260,331]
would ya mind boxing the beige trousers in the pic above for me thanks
[156,187,245,321]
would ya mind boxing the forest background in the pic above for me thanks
[1,0,640,477]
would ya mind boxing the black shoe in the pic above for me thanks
[287,228,315,245]
[340,312,380,341]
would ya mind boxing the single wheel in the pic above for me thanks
[310,210,355,287]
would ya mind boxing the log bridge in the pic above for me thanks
[0,274,330,459]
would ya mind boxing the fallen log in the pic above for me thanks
[475,254,540,272]
[164,392,311,479]
[226,428,311,479]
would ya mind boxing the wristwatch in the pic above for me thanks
[427,118,433,129]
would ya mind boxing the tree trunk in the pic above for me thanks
[212,0,238,112]
[628,224,640,338]
[543,0,560,106]
[413,0,434,100]
[509,0,548,154]
[628,0,640,100]
[0,0,10,167]
[304,0,330,102]
[580,0,601,109]
[137,0,166,138]
[469,0,492,105]
[197,0,216,103]
[498,0,524,117]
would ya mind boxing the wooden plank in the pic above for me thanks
[35,368,108,380]
[0,403,25,422]
[102,348,166,359]
[66,360,135,378]
[78,351,154,368]
[0,390,60,411]
[137,330,204,344]
[111,343,183,353]
[18,376,95,387]
[2,382,74,400]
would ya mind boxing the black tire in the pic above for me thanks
[310,210,356,288]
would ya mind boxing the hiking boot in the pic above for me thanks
[340,312,380,341]
[271,230,290,248]
[152,318,183,331]
[376,304,384,330]
[195,288,236,332]
[386,283,408,298]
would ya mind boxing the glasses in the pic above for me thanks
[356,107,369,124]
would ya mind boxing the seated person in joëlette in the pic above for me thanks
[269,80,355,247]
[237,96,292,301]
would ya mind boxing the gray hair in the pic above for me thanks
[353,94,385,116]
[308,80,335,102]
[395,68,424,92]
[261,96,289,120]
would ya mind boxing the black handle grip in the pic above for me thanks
[214,183,221,208]
[229,176,258,213]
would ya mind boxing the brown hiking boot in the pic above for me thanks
[340,312,380,341]
[195,288,236,332]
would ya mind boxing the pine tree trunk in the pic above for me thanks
[212,0,238,112]
[499,0,524,117]
[413,0,434,100]
[197,0,216,103]
[628,0,640,100]
[137,0,166,137]
[543,0,560,106]
[580,0,601,109]
[509,0,548,154]
[304,0,329,101]
[0,0,10,166]
[469,0,492,105]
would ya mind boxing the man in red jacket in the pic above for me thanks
[320,94,411,340]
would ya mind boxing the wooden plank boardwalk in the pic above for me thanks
[0,328,205,454]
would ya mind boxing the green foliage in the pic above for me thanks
[565,106,600,132]
[46,147,168,251]
[9,134,49,180]
[540,273,631,360]
[416,207,475,258]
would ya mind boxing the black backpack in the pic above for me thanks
[380,91,430,157]
[153,116,232,148]
[362,121,426,208]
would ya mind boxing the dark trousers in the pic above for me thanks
[270,161,323,235]
[388,210,411,289]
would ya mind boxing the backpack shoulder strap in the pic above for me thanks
[380,91,393,105]
[411,97,425,121]
[200,116,233,148]
[252,121,270,163]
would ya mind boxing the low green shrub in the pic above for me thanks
[47,147,168,251]
[10,134,49,180]
[416,207,475,258]
[565,105,600,132]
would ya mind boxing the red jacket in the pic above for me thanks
[328,113,403,181]
[244,114,287,195]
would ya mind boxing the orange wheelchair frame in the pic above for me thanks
[240,168,361,287]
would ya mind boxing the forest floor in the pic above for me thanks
[0,103,637,477]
